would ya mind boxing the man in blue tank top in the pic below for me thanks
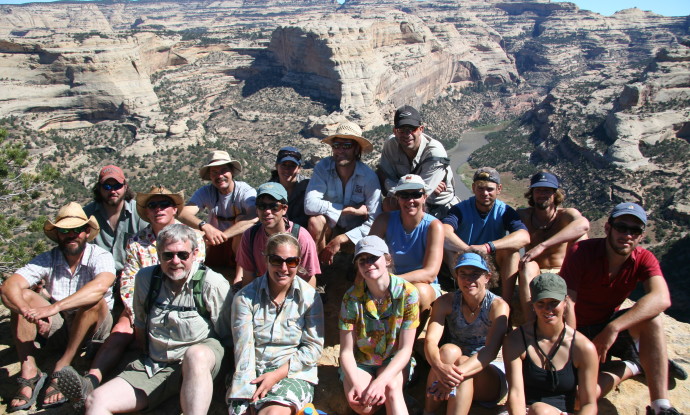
[442,167,530,302]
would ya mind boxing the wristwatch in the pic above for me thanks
[198,220,207,230]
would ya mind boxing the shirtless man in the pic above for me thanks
[517,171,589,319]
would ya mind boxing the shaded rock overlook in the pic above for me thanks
[0,1,689,413]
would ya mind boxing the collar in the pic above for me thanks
[258,271,302,303]
[351,274,405,300]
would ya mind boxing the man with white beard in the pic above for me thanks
[516,171,590,318]
[85,224,232,415]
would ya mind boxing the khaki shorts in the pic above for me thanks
[539,267,561,275]
[118,337,224,411]
[42,307,113,347]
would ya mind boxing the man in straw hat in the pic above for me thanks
[305,120,382,265]
[83,165,147,276]
[1,202,116,411]
[178,150,257,274]
[56,186,206,409]
[378,105,459,219]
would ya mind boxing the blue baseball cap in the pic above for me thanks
[530,171,559,189]
[610,202,647,225]
[454,252,489,272]
[256,182,288,203]
[276,146,302,166]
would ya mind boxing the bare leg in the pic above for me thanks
[85,377,147,415]
[424,344,463,415]
[257,403,294,414]
[86,311,134,383]
[180,344,217,415]
[343,369,375,415]
[518,260,540,322]
[308,215,330,254]
[631,315,669,402]
[382,367,408,415]
[54,298,109,372]
[496,249,520,304]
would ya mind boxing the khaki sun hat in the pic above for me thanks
[43,202,100,242]
[322,121,373,154]
[135,186,185,222]
[199,150,242,180]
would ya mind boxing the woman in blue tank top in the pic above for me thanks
[503,272,598,415]
[369,174,444,330]
[424,252,510,415]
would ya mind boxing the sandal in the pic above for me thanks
[8,370,47,413]
[41,373,68,409]
[55,365,96,410]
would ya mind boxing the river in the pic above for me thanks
[446,128,497,199]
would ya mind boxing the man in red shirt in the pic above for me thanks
[561,202,684,415]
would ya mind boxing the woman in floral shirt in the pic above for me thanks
[339,235,419,415]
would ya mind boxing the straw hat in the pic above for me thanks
[43,202,100,242]
[322,121,373,154]
[198,150,242,180]
[135,186,185,222]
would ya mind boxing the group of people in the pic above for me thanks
[1,105,685,415]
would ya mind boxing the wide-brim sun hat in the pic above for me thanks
[44,202,100,242]
[199,150,242,180]
[136,186,185,222]
[322,121,374,154]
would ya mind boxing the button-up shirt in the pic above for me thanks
[228,274,324,399]
[16,244,116,310]
[132,263,232,363]
[83,199,147,273]
[304,157,381,244]
[379,133,457,206]
[120,222,206,312]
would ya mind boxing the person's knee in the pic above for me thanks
[308,215,326,231]
[439,343,463,364]
[182,344,216,373]
[528,402,559,415]
[414,283,435,311]
[385,373,405,399]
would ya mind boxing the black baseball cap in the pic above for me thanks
[394,105,422,128]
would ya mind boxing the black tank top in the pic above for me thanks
[520,325,578,413]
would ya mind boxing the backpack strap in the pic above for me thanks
[145,264,208,318]
[190,264,209,320]
[248,223,263,274]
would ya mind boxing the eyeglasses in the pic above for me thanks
[101,182,124,191]
[611,222,644,236]
[331,142,355,150]
[395,126,420,134]
[267,254,300,268]
[146,200,174,210]
[256,201,285,211]
[396,190,425,200]
[356,255,380,266]
[277,150,302,161]
[161,251,191,261]
[57,225,88,235]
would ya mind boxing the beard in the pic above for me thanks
[104,192,125,206]
[606,232,635,256]
[59,238,87,256]
[534,199,552,210]
[165,266,190,281]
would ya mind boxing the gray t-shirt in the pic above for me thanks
[188,182,257,231]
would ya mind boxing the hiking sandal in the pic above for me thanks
[8,371,47,413]
[41,373,68,409]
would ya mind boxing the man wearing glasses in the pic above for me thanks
[305,121,382,265]
[561,202,684,415]
[86,224,232,415]
[377,105,459,219]
[2,202,116,411]
[83,165,147,276]
[236,182,320,288]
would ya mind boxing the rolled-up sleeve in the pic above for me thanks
[344,167,381,244]
[304,160,342,226]
[288,292,324,379]
[229,292,257,399]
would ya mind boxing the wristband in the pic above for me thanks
[484,243,491,254]
[487,241,496,254]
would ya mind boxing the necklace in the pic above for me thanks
[271,296,285,314]
[531,208,557,231]
[463,293,485,317]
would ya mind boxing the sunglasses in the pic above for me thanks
[101,182,124,191]
[356,255,380,266]
[610,222,644,236]
[395,126,420,134]
[278,150,302,161]
[161,251,191,261]
[57,225,88,235]
[331,142,355,150]
[396,190,425,200]
[267,254,300,268]
[256,201,285,211]
[146,200,174,210]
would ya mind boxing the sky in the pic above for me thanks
[0,0,688,17]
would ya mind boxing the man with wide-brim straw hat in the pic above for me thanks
[1,202,116,411]
[55,187,206,407]
[304,120,382,265]
[178,149,257,279]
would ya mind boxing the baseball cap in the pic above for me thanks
[257,182,288,203]
[530,272,567,302]
[392,174,429,193]
[530,171,559,189]
[609,202,647,225]
[276,146,302,166]
[354,235,389,260]
[454,252,490,272]
[394,105,422,128]
[98,165,125,184]
[473,167,500,184]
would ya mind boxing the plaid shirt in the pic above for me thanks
[120,222,206,312]
[16,244,116,310]
[228,274,324,400]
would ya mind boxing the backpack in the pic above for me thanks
[247,222,301,273]
[144,264,209,320]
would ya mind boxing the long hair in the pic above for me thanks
[264,232,306,276]
[92,181,135,203]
